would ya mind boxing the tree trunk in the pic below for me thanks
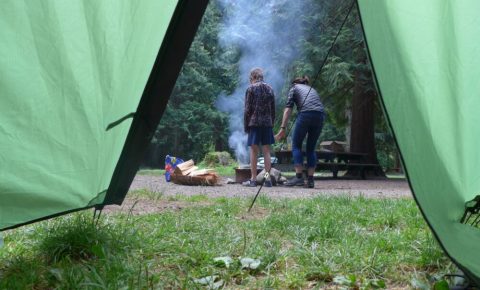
[395,151,404,174]
[345,108,352,151]
[215,138,224,152]
[346,69,385,178]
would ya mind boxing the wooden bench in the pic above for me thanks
[274,150,383,179]
[315,162,383,179]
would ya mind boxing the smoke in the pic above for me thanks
[216,0,310,164]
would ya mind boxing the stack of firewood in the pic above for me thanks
[171,159,219,186]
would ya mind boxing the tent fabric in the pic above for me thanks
[3,0,480,284]
[0,1,180,231]
[103,0,209,206]
[357,0,480,283]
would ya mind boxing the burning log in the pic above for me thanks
[235,167,262,183]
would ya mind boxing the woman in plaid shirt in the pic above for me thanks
[243,68,275,187]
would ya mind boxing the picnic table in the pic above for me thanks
[273,150,382,179]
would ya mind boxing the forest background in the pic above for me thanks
[143,0,398,171]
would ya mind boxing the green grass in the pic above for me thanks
[137,169,165,176]
[0,195,453,289]
[386,173,407,179]
[210,165,236,176]
[197,161,237,176]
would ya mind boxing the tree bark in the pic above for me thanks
[395,151,404,174]
[215,138,224,151]
[346,68,385,178]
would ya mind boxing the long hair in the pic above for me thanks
[249,68,264,82]
[292,75,309,85]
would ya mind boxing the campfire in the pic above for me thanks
[235,165,261,183]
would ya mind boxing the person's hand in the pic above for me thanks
[275,128,286,141]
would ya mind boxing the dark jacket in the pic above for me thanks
[244,81,275,132]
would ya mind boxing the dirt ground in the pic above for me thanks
[129,174,412,199]
[105,174,411,215]
[103,198,213,215]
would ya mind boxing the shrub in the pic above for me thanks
[203,151,234,167]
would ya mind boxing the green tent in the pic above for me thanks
[358,0,480,285]
[0,0,209,230]
[1,0,480,285]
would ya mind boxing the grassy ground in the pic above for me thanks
[201,164,237,177]
[0,194,453,289]
[137,169,165,176]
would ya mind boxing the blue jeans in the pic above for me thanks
[292,111,325,168]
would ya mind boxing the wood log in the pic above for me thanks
[183,166,199,176]
[171,173,220,186]
[190,169,215,177]
[174,159,195,175]
[176,159,194,171]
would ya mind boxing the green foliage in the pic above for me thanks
[320,121,346,142]
[375,132,397,170]
[37,215,114,263]
[0,213,144,289]
[144,0,397,167]
[136,169,165,176]
[202,151,234,167]
[290,0,362,128]
[198,151,237,176]
[145,2,238,166]
[289,1,398,161]
[0,195,455,289]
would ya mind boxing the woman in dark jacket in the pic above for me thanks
[243,68,275,187]
[275,76,325,188]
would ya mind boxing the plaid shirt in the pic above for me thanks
[244,81,275,132]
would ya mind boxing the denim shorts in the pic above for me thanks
[247,126,275,146]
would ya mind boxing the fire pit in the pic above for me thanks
[235,166,262,183]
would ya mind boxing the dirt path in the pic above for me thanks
[129,175,412,199]
[104,175,412,215]
[103,198,213,215]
